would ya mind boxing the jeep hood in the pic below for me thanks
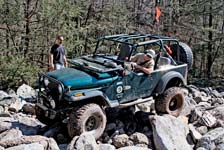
[47,68,117,89]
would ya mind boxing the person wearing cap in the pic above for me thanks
[130,49,155,74]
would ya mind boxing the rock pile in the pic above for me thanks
[0,83,224,150]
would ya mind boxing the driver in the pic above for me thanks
[130,49,155,74]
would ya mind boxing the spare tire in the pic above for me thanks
[170,42,193,70]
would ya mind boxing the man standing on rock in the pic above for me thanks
[49,35,67,70]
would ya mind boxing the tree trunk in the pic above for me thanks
[207,0,213,79]
[24,0,31,57]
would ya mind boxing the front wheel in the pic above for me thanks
[67,103,106,139]
[155,87,184,117]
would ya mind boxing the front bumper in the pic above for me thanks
[35,103,57,120]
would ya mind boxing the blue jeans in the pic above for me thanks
[55,63,65,70]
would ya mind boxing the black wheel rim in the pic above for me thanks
[85,116,97,131]
[169,98,178,111]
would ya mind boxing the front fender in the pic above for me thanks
[155,71,186,94]
[65,89,119,108]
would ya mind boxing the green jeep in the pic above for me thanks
[36,34,193,139]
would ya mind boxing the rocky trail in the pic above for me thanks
[0,80,224,150]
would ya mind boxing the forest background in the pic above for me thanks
[0,0,223,89]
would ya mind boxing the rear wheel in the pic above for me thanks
[67,103,106,139]
[155,87,184,117]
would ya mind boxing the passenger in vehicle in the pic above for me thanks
[130,49,155,74]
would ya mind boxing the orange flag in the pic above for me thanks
[155,6,161,22]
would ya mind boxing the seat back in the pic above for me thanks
[159,56,171,66]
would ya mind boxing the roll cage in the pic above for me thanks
[93,34,180,65]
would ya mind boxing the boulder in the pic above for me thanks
[0,135,59,150]
[211,90,222,98]
[98,144,115,150]
[58,144,67,150]
[196,127,224,149]
[188,124,202,143]
[211,98,224,106]
[0,128,22,143]
[180,96,196,116]
[220,92,224,97]
[0,106,4,114]
[117,146,151,150]
[5,143,44,150]
[190,108,203,123]
[0,97,16,107]
[9,99,26,112]
[16,84,36,101]
[199,111,217,128]
[0,114,45,135]
[12,114,45,135]
[150,115,192,150]
[129,132,149,145]
[6,89,17,98]
[67,133,98,150]
[210,105,224,120]
[0,91,9,100]
[22,103,36,115]
[196,126,208,135]
[0,122,12,133]
[136,100,154,112]
[113,134,131,148]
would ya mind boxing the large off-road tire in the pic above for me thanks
[67,103,106,139]
[155,87,184,117]
[170,42,193,70]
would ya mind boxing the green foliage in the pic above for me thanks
[0,55,39,89]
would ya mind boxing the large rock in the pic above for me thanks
[0,91,9,100]
[9,99,26,112]
[5,143,44,150]
[0,106,4,114]
[113,134,132,148]
[117,146,151,150]
[22,103,36,115]
[67,133,98,150]
[150,115,192,150]
[0,128,22,143]
[129,132,149,145]
[188,124,202,143]
[180,96,196,116]
[0,135,59,150]
[16,84,36,101]
[12,113,45,135]
[211,90,223,98]
[210,105,224,120]
[0,114,45,135]
[98,144,115,150]
[0,97,16,107]
[199,111,217,128]
[196,127,224,149]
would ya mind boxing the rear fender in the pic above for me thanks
[155,71,186,94]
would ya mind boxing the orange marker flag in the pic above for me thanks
[155,6,161,22]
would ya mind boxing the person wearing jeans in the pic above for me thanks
[49,35,67,70]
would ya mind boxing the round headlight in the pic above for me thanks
[44,78,49,86]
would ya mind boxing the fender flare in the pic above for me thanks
[67,90,119,108]
[155,71,186,94]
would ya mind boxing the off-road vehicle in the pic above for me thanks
[36,34,193,139]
